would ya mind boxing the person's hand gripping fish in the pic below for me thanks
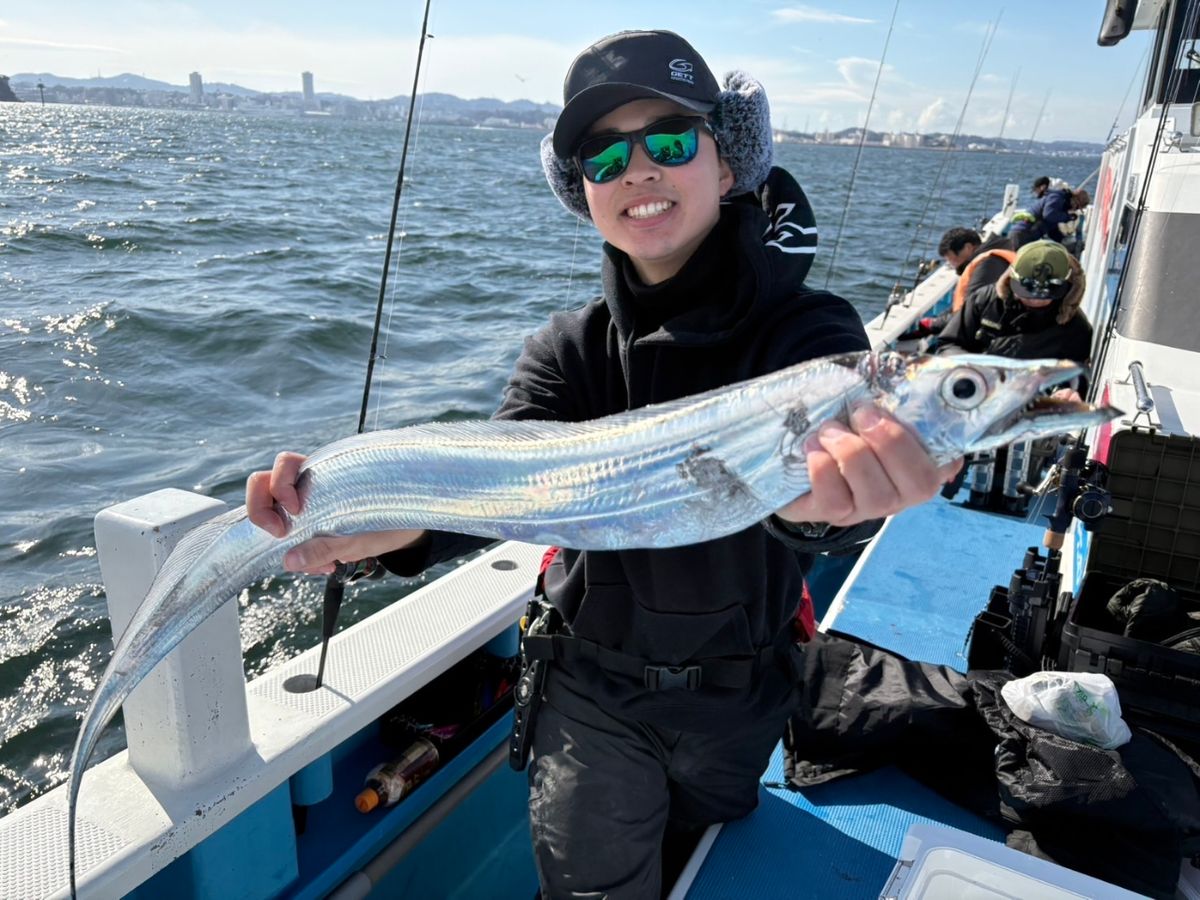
[246,451,426,574]
[776,403,962,529]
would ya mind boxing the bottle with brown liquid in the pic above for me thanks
[354,738,440,813]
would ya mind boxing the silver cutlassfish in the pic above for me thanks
[66,351,1120,895]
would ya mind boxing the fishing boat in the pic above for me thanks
[1,2,1196,898]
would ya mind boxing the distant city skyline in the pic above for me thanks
[0,2,1151,143]
[3,72,1104,156]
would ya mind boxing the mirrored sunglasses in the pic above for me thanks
[1012,275,1068,300]
[576,116,713,185]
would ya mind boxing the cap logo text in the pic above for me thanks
[668,58,695,85]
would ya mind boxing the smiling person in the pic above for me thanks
[246,29,958,899]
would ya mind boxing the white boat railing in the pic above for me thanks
[0,489,544,899]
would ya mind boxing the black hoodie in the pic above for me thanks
[385,167,875,730]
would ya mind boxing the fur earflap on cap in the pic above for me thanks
[541,70,775,222]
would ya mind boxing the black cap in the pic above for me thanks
[552,30,720,158]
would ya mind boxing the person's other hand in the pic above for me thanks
[246,451,426,575]
[776,405,962,528]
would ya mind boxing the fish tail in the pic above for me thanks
[67,506,268,895]
[68,670,124,900]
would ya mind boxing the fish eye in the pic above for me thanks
[940,368,988,410]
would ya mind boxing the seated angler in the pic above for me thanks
[1014,185,1090,248]
[935,239,1093,369]
[936,240,1091,511]
[901,226,1013,342]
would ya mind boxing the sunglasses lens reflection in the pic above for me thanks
[577,118,705,184]
[580,137,632,184]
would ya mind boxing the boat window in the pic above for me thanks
[1143,2,1171,109]
[1116,204,1135,246]
[1150,0,1200,106]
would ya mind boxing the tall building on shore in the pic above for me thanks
[189,72,203,104]
[301,71,316,109]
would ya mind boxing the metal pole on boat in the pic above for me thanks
[315,0,435,689]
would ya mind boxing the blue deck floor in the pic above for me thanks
[687,496,1048,899]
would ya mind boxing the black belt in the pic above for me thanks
[521,632,777,691]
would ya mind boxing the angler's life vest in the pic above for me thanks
[952,247,1017,312]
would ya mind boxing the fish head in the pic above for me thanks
[865,352,1122,460]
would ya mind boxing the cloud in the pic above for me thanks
[737,51,909,131]
[713,46,1117,141]
[953,21,1012,39]
[884,107,911,130]
[835,56,895,92]
[917,98,951,132]
[771,6,876,25]
[0,35,123,53]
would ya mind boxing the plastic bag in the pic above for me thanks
[1000,671,1133,749]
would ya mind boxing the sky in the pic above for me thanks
[0,1,1152,143]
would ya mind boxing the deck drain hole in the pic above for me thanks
[283,674,320,694]
[491,559,518,571]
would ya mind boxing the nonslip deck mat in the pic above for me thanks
[687,497,1042,898]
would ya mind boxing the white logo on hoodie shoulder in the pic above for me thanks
[764,202,818,255]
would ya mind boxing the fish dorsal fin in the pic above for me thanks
[301,388,744,469]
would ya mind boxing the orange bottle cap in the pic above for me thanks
[355,788,381,813]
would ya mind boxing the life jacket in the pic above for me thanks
[952,247,1017,312]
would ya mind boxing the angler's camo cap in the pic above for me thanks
[1011,240,1071,283]
[552,30,721,157]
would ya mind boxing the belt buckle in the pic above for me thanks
[643,664,702,691]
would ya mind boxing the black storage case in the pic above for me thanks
[1058,427,1200,736]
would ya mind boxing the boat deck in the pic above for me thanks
[686,494,1048,898]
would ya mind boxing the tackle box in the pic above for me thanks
[1057,428,1200,737]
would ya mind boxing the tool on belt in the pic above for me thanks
[509,597,560,771]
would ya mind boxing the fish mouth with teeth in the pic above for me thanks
[983,366,1111,440]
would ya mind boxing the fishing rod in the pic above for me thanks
[314,0,435,689]
[1105,43,1151,145]
[891,12,1000,308]
[1075,164,1101,193]
[978,68,1019,222]
[1017,87,1051,160]
[919,12,1002,259]
[823,0,900,290]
